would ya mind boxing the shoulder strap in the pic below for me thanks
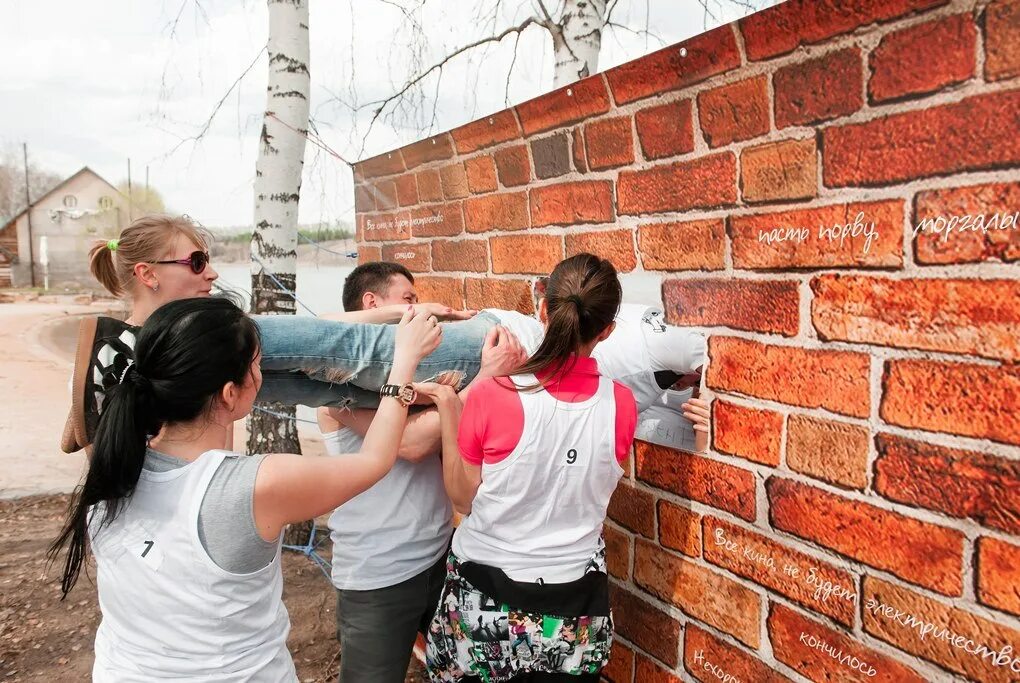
[60,316,100,454]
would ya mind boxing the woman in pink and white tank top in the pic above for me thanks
[418,254,637,683]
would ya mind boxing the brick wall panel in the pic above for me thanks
[635,100,695,160]
[609,584,682,668]
[704,517,858,626]
[698,75,771,147]
[639,219,726,271]
[604,523,632,581]
[358,150,405,179]
[684,624,792,683]
[571,127,587,173]
[711,399,783,466]
[354,184,375,213]
[490,234,562,275]
[603,641,635,683]
[913,181,1020,265]
[619,153,737,215]
[464,277,534,314]
[463,192,529,233]
[494,145,531,187]
[357,244,380,264]
[976,537,1020,616]
[869,14,977,103]
[608,480,656,538]
[636,441,756,521]
[634,540,761,648]
[530,132,571,179]
[410,203,464,238]
[707,337,871,418]
[515,75,611,136]
[786,414,870,490]
[740,137,818,203]
[416,169,443,202]
[361,210,411,242]
[823,89,1020,187]
[768,477,965,595]
[412,275,464,309]
[663,278,800,336]
[401,133,454,169]
[530,180,615,227]
[439,163,470,199]
[881,359,1020,445]
[657,500,702,557]
[451,110,521,153]
[430,238,488,273]
[985,0,1020,81]
[583,116,635,170]
[381,242,430,272]
[464,155,497,194]
[774,48,864,128]
[635,654,682,683]
[874,433,1020,535]
[863,577,1020,682]
[373,179,398,210]
[564,229,636,272]
[394,174,419,207]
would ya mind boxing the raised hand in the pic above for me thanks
[478,325,528,379]
[414,302,478,321]
[681,397,711,434]
[394,306,443,365]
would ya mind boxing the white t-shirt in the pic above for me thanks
[325,428,452,591]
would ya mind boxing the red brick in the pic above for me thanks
[635,654,682,683]
[439,163,469,199]
[583,116,634,170]
[638,220,726,271]
[381,242,430,272]
[698,76,770,147]
[463,192,529,233]
[882,359,1020,445]
[430,239,488,273]
[606,26,741,104]
[570,127,587,173]
[410,202,464,238]
[416,169,443,202]
[774,48,864,128]
[394,174,418,207]
[869,14,976,103]
[707,337,871,418]
[768,477,965,595]
[530,180,614,228]
[607,481,655,538]
[373,179,398,210]
[564,229,635,272]
[603,523,631,581]
[412,275,464,309]
[515,75,611,137]
[530,133,571,179]
[401,133,454,169]
[739,0,948,61]
[740,137,817,203]
[787,414,869,490]
[361,210,411,242]
[913,181,1020,264]
[704,517,858,626]
[354,184,375,212]
[635,99,694,160]
[494,145,530,187]
[464,278,534,314]
[663,279,799,336]
[986,0,1020,81]
[451,110,522,154]
[356,149,405,179]
[609,584,681,668]
[863,576,1020,682]
[875,433,1020,535]
[464,156,497,194]
[618,153,737,215]
[357,244,380,264]
[769,601,926,683]
[685,624,791,683]
[489,234,562,275]
[977,537,1020,616]
[636,441,756,521]
[823,89,1020,187]
[729,199,904,269]
[711,400,783,466]
[602,640,634,683]
[812,275,1020,362]
[634,540,760,647]
[657,501,701,557]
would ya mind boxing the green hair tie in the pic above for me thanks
[107,239,119,252]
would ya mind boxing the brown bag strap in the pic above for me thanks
[61,316,99,453]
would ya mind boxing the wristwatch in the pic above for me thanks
[380,383,417,407]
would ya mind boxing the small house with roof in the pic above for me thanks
[0,167,126,289]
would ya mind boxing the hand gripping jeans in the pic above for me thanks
[252,312,498,410]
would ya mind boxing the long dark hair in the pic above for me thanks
[49,297,261,597]
[515,253,621,389]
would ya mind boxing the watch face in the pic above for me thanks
[398,385,416,403]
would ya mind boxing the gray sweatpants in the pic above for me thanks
[335,552,447,683]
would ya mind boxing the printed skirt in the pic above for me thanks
[425,549,612,682]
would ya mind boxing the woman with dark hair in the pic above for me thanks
[419,254,637,682]
[50,297,441,681]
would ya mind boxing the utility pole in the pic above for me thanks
[22,143,36,288]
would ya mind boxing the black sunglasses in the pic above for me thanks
[153,250,210,274]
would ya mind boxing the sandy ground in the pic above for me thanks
[0,300,425,682]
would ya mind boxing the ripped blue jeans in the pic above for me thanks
[253,312,498,409]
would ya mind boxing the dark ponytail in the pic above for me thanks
[49,297,260,597]
[514,253,621,389]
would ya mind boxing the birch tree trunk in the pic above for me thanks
[551,0,607,87]
[249,0,310,544]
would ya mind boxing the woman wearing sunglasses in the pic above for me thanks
[63,214,498,453]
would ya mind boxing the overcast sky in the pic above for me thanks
[1,0,777,227]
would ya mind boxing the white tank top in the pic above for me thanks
[325,428,452,590]
[453,374,624,583]
[89,450,296,682]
